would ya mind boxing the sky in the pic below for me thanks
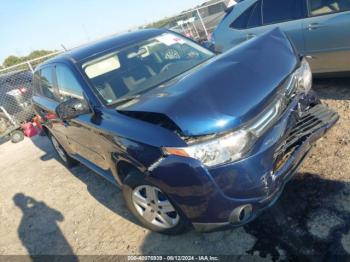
[0,0,206,64]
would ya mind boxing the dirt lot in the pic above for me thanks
[0,78,350,260]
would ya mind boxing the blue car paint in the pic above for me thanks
[32,28,338,232]
[117,28,299,136]
[145,91,336,227]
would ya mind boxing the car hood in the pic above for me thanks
[117,28,299,136]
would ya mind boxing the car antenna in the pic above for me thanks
[61,44,68,52]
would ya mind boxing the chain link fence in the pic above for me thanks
[145,0,229,42]
[0,52,61,138]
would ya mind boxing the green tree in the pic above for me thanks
[2,50,56,68]
[27,50,53,60]
[3,55,24,67]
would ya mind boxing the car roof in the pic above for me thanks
[37,28,167,70]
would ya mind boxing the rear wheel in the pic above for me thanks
[49,134,77,168]
[122,173,189,234]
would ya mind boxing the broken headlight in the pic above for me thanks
[163,93,288,167]
[163,130,255,167]
[163,60,311,167]
[294,58,312,94]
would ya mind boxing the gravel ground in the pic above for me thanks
[0,78,349,260]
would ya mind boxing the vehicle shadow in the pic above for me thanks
[67,165,137,224]
[313,77,350,100]
[139,173,350,260]
[29,135,137,224]
[13,193,78,261]
[0,136,9,145]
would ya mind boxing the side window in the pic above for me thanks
[230,1,262,29]
[308,0,350,16]
[262,0,304,25]
[40,67,56,100]
[230,6,253,29]
[248,1,262,28]
[33,71,41,95]
[55,65,84,101]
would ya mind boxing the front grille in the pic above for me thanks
[286,104,338,147]
[274,104,339,165]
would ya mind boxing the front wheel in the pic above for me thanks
[49,134,77,168]
[122,174,189,235]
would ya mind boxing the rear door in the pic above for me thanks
[228,0,307,53]
[261,0,307,52]
[302,0,350,73]
[32,66,72,151]
[32,66,59,125]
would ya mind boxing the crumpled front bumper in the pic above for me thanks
[148,102,339,232]
[194,104,338,231]
[262,104,338,198]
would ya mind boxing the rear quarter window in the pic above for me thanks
[39,67,56,100]
[33,72,41,95]
[230,1,262,29]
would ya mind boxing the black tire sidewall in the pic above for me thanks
[48,133,77,168]
[10,130,24,143]
[122,173,189,235]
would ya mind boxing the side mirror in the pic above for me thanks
[55,98,91,120]
[202,41,215,50]
[201,41,221,54]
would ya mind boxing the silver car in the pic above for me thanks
[212,0,350,75]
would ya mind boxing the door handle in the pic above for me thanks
[308,23,323,30]
[246,33,256,39]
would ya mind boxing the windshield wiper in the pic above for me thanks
[112,95,140,106]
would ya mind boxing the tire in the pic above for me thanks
[122,171,189,235]
[49,133,77,168]
[10,130,24,143]
[0,113,11,135]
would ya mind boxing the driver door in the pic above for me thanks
[54,63,109,170]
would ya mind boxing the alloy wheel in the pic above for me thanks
[132,185,179,229]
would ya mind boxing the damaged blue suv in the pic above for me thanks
[33,28,338,234]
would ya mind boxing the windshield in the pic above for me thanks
[82,32,215,106]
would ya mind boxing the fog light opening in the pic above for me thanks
[239,208,246,221]
[229,204,253,224]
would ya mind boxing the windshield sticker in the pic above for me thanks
[85,56,121,79]
[156,33,185,46]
